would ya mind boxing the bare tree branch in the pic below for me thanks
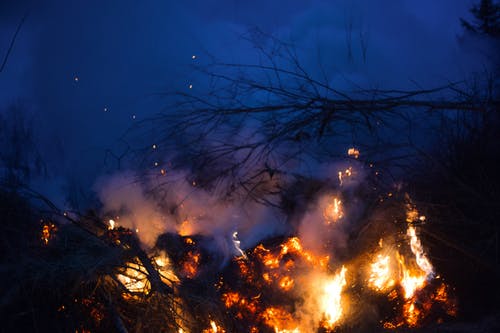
[0,10,29,73]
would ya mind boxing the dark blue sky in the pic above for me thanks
[0,0,488,206]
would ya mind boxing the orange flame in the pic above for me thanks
[347,147,360,158]
[320,266,347,328]
[41,222,57,245]
[323,197,343,223]
[182,251,201,279]
[202,320,225,333]
[368,254,396,292]
[261,307,300,333]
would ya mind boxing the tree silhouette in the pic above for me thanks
[461,0,500,37]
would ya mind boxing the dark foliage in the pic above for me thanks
[461,0,500,37]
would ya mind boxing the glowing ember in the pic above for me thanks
[338,167,353,186]
[41,222,57,245]
[154,253,179,285]
[222,291,241,308]
[279,276,294,291]
[202,320,225,333]
[116,253,178,295]
[108,219,115,230]
[320,266,347,328]
[323,197,343,223]
[261,307,300,333]
[178,220,193,236]
[347,147,360,158]
[182,251,201,278]
[368,254,395,292]
[117,261,151,294]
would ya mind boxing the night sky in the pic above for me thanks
[0,0,490,207]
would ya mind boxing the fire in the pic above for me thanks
[261,307,300,333]
[154,252,179,285]
[41,222,57,245]
[400,269,427,299]
[338,167,353,186]
[181,251,201,278]
[117,253,178,295]
[202,320,225,333]
[368,254,395,292]
[279,276,294,291]
[255,237,330,270]
[222,291,241,308]
[178,219,193,236]
[107,190,455,331]
[407,226,433,278]
[347,147,360,158]
[108,219,115,230]
[117,261,151,294]
[323,197,343,223]
[320,266,347,328]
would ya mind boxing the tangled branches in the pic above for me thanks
[135,32,497,202]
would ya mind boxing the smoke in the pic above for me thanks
[294,159,367,254]
[1,0,493,212]
[95,168,287,258]
[95,171,175,248]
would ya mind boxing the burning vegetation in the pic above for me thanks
[1,9,499,330]
[1,152,470,333]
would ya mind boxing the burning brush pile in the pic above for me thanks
[164,195,457,333]
[1,151,467,333]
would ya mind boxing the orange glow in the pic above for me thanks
[347,147,360,158]
[323,197,343,223]
[320,266,347,328]
[222,292,241,308]
[178,220,193,236]
[261,307,300,333]
[338,167,353,186]
[117,261,151,294]
[279,276,294,291]
[154,253,179,285]
[403,302,422,327]
[202,320,225,333]
[368,254,395,292]
[182,251,201,279]
[407,226,433,278]
[398,254,427,299]
[41,222,57,245]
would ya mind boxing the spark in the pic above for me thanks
[347,147,360,158]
